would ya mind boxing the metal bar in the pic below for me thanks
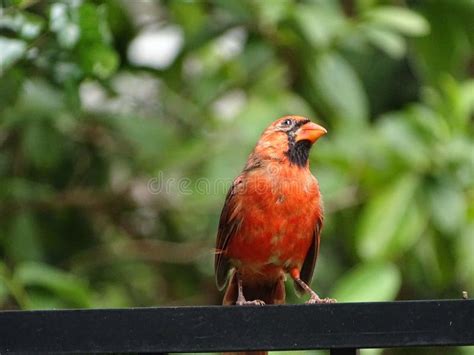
[330,349,360,355]
[0,300,472,353]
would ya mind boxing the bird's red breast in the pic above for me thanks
[215,115,327,305]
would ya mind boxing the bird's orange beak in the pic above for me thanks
[295,122,327,144]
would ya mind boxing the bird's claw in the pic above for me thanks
[305,296,337,304]
[236,299,265,306]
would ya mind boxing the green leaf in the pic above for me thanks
[0,262,10,305]
[356,175,420,260]
[377,112,430,169]
[459,346,474,355]
[0,68,24,110]
[0,178,53,202]
[19,79,65,115]
[170,1,206,36]
[365,6,430,36]
[25,290,69,309]
[294,3,345,48]
[436,77,474,132]
[0,37,27,71]
[308,52,369,122]
[78,3,108,44]
[22,122,63,171]
[428,179,466,234]
[116,117,175,169]
[412,3,471,83]
[254,0,291,27]
[331,262,401,302]
[5,212,44,263]
[356,0,378,12]
[78,44,118,79]
[362,26,406,58]
[391,202,426,255]
[460,80,474,128]
[14,262,92,308]
[456,223,474,291]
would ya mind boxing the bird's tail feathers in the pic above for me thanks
[222,271,286,305]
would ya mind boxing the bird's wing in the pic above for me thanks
[296,216,322,295]
[214,175,244,290]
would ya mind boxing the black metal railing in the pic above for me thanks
[1,299,473,354]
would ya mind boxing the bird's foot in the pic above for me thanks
[305,295,337,304]
[236,299,265,306]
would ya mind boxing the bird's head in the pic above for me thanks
[253,115,327,168]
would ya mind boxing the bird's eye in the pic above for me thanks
[282,119,293,126]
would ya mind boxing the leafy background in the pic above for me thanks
[0,0,473,354]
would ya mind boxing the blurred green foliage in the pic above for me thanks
[0,0,473,353]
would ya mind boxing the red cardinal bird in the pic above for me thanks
[215,115,335,306]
